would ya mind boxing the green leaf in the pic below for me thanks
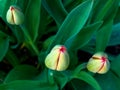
[0,80,58,90]
[65,21,103,50]
[95,20,113,52]
[79,22,120,54]
[0,31,9,61]
[53,71,71,89]
[111,55,120,77]
[73,63,87,75]
[49,0,93,51]
[72,71,101,90]
[4,65,38,83]
[25,0,41,41]
[94,0,114,21]
[108,23,120,46]
[0,0,7,16]
[95,71,120,90]
[42,0,67,25]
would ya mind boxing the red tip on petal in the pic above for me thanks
[60,46,66,52]
[10,6,14,11]
[101,57,106,62]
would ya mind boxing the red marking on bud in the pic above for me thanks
[98,57,107,72]
[60,46,66,52]
[101,56,106,62]
[56,46,66,70]
[10,6,14,11]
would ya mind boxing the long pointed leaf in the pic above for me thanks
[0,31,9,61]
[49,0,93,51]
[42,0,68,25]
[65,21,103,50]
[72,71,101,90]
[25,0,41,41]
[95,20,113,52]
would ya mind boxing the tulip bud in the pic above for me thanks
[87,52,110,74]
[45,45,69,71]
[6,5,24,25]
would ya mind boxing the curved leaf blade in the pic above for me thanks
[72,71,101,90]
[42,0,67,25]
[65,21,103,50]
[0,80,58,90]
[49,0,93,50]
[95,20,113,52]
[4,65,38,83]
[25,0,41,41]
[0,31,9,61]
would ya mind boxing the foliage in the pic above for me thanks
[0,0,120,90]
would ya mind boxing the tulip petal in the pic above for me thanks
[87,59,102,73]
[6,5,24,25]
[98,60,110,74]
[45,45,69,71]
[57,51,69,71]
[45,49,60,70]
[87,52,110,74]
[6,9,14,24]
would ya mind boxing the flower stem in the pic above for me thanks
[20,25,39,56]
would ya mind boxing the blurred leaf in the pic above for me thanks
[114,7,120,24]
[73,63,87,75]
[25,0,41,41]
[43,35,55,50]
[65,21,102,50]
[42,0,67,25]
[0,31,9,61]
[35,69,48,82]
[0,71,6,84]
[95,71,120,90]
[95,20,113,52]
[63,0,83,12]
[94,0,114,21]
[0,80,58,90]
[80,22,120,54]
[49,0,93,51]
[10,26,25,48]
[37,6,50,40]
[53,71,71,89]
[72,71,101,90]
[111,55,120,77]
[0,0,7,16]
[5,49,20,67]
[108,23,120,46]
[62,0,74,7]
[15,0,30,13]
[4,65,38,83]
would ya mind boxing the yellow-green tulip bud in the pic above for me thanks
[6,5,24,25]
[87,52,110,74]
[45,45,69,71]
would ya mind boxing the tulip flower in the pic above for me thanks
[6,5,24,25]
[87,52,110,74]
[45,45,69,71]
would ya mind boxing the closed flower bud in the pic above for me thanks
[6,5,24,25]
[45,45,69,71]
[87,52,110,74]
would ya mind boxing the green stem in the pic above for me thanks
[48,69,54,85]
[20,25,39,56]
[6,49,20,67]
